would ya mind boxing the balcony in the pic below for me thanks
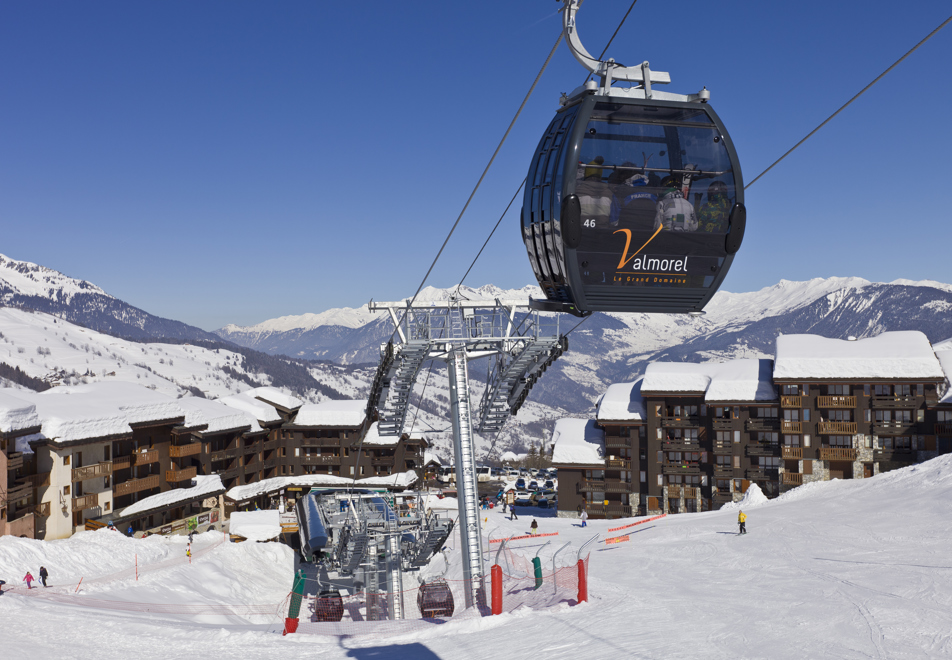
[264,458,277,469]
[873,421,914,435]
[134,450,159,466]
[6,451,23,471]
[746,418,781,431]
[371,457,395,467]
[713,465,734,478]
[111,455,132,470]
[818,421,857,435]
[712,419,734,431]
[603,481,634,494]
[604,435,630,449]
[872,395,918,409]
[71,493,99,512]
[166,466,197,483]
[662,461,701,475]
[782,472,803,486]
[713,441,733,455]
[746,443,781,457]
[819,447,857,461]
[6,479,32,502]
[662,439,701,452]
[662,416,701,428]
[604,504,632,518]
[169,443,201,458]
[34,501,50,517]
[817,396,855,409]
[578,479,606,493]
[713,491,734,505]
[781,420,802,433]
[935,423,952,436]
[263,438,281,451]
[218,467,240,480]
[605,458,631,470]
[874,448,915,462]
[781,447,803,460]
[72,461,113,482]
[113,474,160,497]
[781,395,802,408]
[302,455,341,466]
[301,437,340,447]
[24,472,50,488]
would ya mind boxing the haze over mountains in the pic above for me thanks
[4,252,952,460]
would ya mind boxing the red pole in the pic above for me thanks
[75,577,84,593]
[577,558,587,603]
[491,565,503,615]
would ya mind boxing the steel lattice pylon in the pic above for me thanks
[367,298,565,608]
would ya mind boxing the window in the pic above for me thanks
[104,502,111,512]
[716,431,731,444]
[657,475,663,486]
[716,455,731,467]
[917,384,924,396]
[804,435,811,447]
[63,485,70,496]
[756,407,778,418]
[63,455,70,466]
[827,435,851,448]
[896,384,912,397]
[733,456,740,468]
[783,409,800,422]
[733,431,741,444]
[756,432,779,444]
[802,409,810,422]
[640,471,646,482]
[827,384,849,395]
[760,457,781,468]
[864,384,870,396]
[657,451,664,463]
[827,410,852,422]
[104,476,110,488]
[874,384,892,396]
[938,411,952,422]
[917,409,925,423]
[782,385,799,395]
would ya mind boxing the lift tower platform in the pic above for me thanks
[367,298,566,608]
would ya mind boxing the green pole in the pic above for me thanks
[532,557,543,590]
[288,569,306,619]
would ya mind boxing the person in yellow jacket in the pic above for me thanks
[738,510,747,535]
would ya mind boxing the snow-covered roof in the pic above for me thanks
[423,450,442,466]
[229,510,282,542]
[175,397,252,435]
[550,418,605,466]
[774,332,944,380]
[218,392,281,426]
[16,383,186,444]
[0,390,40,434]
[641,359,777,402]
[597,378,646,422]
[225,470,419,502]
[293,400,366,427]
[119,475,224,518]
[242,386,303,411]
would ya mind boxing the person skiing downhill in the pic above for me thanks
[529,519,539,536]
[738,510,747,535]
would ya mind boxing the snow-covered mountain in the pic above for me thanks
[0,254,221,342]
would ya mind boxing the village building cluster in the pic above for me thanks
[0,384,432,540]
[552,331,952,519]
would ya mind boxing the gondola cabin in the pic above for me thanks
[523,1,745,316]
[523,95,745,316]
[417,578,455,618]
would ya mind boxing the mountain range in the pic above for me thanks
[4,252,952,460]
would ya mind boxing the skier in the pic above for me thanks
[738,510,747,535]
[654,176,698,232]
[39,566,49,588]
[697,180,731,233]
[23,571,35,589]
[127,526,135,537]
[509,505,518,522]
[186,546,192,559]
[529,519,538,536]
[580,509,589,528]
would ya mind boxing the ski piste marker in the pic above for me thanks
[607,514,666,533]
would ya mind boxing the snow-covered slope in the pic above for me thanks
[0,253,221,342]
[3,455,952,658]
[0,307,270,399]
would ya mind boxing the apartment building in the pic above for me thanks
[554,331,952,519]
[0,391,42,538]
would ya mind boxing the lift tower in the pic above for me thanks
[367,298,566,608]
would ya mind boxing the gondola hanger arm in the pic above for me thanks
[561,0,671,86]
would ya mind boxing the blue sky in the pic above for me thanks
[2,1,951,330]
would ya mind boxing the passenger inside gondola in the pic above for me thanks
[654,175,698,232]
[697,180,731,233]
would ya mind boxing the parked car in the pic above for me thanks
[476,466,492,483]
[514,491,533,506]
[528,481,539,491]
[544,480,555,490]
[515,478,526,490]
